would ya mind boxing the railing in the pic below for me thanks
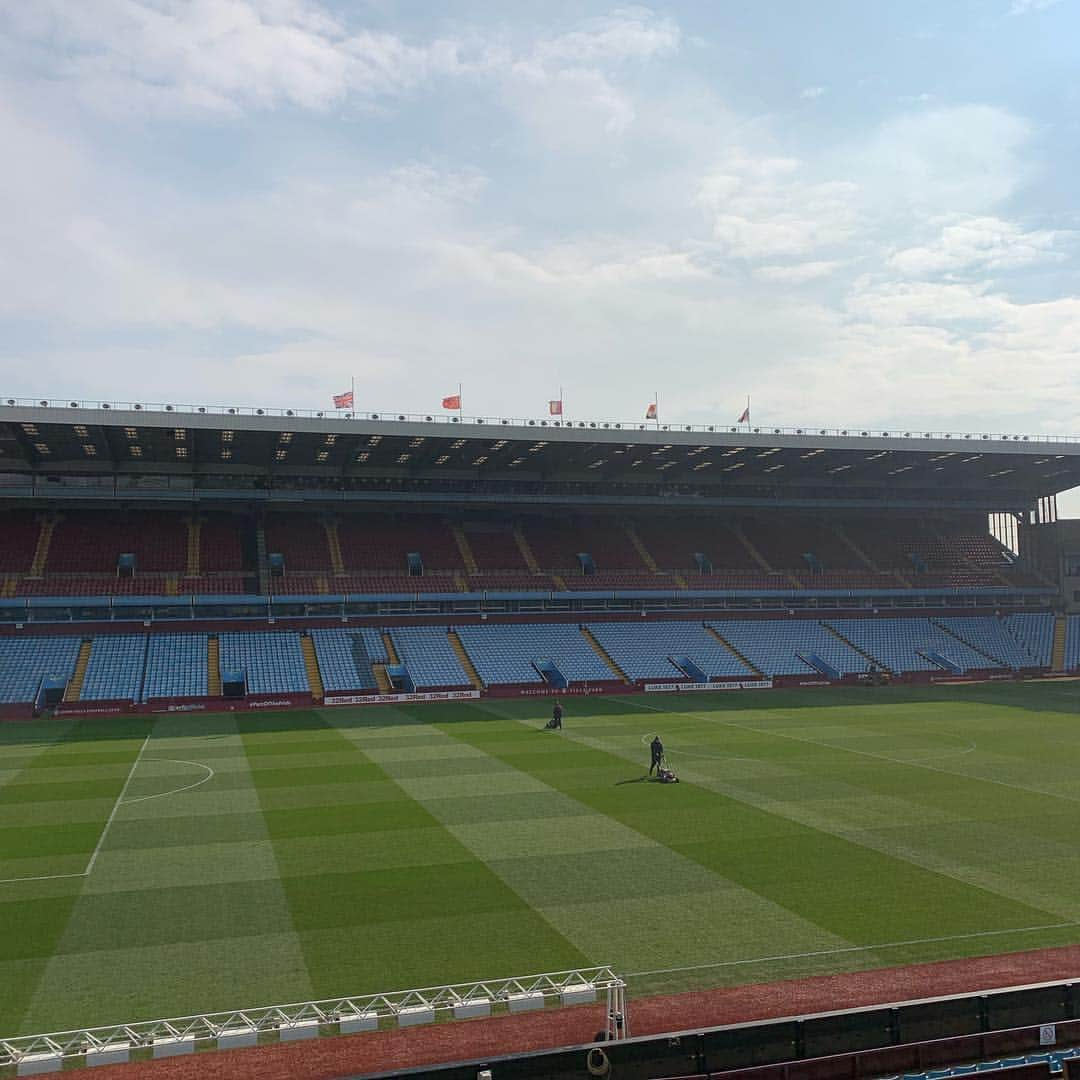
[0,966,628,1069]
[2,395,1077,444]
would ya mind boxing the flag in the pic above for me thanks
[549,399,563,416]
[333,390,353,409]
[738,405,750,423]
[645,402,658,420]
[442,394,461,410]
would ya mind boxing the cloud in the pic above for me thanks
[696,152,860,261]
[887,216,1065,277]
[534,7,680,65]
[850,105,1033,214]
[754,261,846,284]
[799,86,826,100]
[1008,0,1063,14]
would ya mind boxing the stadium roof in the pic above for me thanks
[1,397,1078,507]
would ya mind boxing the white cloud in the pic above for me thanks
[1008,0,1063,14]
[850,105,1032,214]
[697,152,860,261]
[534,7,680,65]
[754,261,846,283]
[888,216,1064,277]
[799,86,826,100]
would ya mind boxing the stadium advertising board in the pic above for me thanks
[324,690,481,706]
[644,680,772,692]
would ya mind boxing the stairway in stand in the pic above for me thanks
[580,627,629,683]
[300,634,324,701]
[448,630,483,689]
[1052,614,1067,672]
[207,637,222,696]
[64,640,93,702]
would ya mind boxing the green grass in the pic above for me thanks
[2,681,1080,1035]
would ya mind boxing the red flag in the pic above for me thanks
[442,394,461,410]
[738,405,750,423]
[645,402,658,420]
[333,390,353,409]
[549,399,563,416]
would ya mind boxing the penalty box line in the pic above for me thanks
[0,730,152,886]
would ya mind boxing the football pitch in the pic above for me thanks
[2,682,1080,1038]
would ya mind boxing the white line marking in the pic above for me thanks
[84,732,152,875]
[0,730,153,886]
[626,920,1080,979]
[121,760,214,805]
[620,696,1080,805]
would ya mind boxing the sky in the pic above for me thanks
[0,1,1078,503]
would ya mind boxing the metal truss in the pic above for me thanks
[0,966,628,1068]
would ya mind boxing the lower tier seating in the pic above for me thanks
[588,621,753,680]
[455,623,613,685]
[310,629,380,691]
[0,636,82,703]
[143,634,209,699]
[219,632,310,694]
[710,620,866,677]
[388,627,470,689]
[81,635,146,701]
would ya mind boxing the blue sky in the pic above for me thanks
[1,0,1079,503]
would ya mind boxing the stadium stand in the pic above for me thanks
[455,623,614,685]
[521,516,646,575]
[219,631,310,694]
[935,616,1035,669]
[264,514,332,571]
[310,628,379,691]
[1063,615,1080,671]
[387,627,470,688]
[1003,612,1056,667]
[337,516,464,574]
[0,636,82,703]
[710,619,867,676]
[142,633,209,699]
[588,621,754,680]
[828,617,1001,673]
[0,512,41,574]
[80,634,147,701]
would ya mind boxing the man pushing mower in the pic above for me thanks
[649,735,679,783]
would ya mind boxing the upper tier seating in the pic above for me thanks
[199,514,248,572]
[827,618,1000,673]
[81,635,147,701]
[464,527,530,571]
[310,629,379,691]
[561,573,679,591]
[635,519,758,571]
[0,636,82,703]
[467,574,555,591]
[710,620,866,676]
[522,518,646,573]
[264,515,331,572]
[338,516,464,573]
[47,512,187,573]
[455,623,613,685]
[388,627,470,688]
[219,631,310,694]
[142,633,209,699]
[1003,613,1055,667]
[588,621,753,680]
[0,512,41,574]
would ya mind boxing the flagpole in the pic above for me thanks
[351,376,356,415]
[746,394,751,428]
[560,386,564,421]
[458,382,463,423]
[655,390,660,429]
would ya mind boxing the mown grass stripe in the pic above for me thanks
[241,710,589,1001]
[447,700,1059,946]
